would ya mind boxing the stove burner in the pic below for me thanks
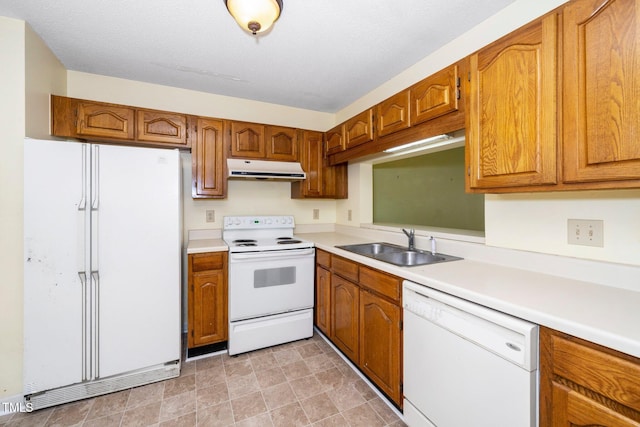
[276,237,293,240]
[236,243,257,247]
[277,239,302,244]
[233,239,257,244]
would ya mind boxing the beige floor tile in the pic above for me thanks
[159,390,196,422]
[296,343,322,359]
[304,354,335,374]
[289,375,325,401]
[196,383,229,410]
[5,407,54,427]
[86,390,130,420]
[158,411,196,427]
[262,382,297,411]
[269,402,309,427]
[179,361,196,377]
[163,374,195,400]
[224,359,254,380]
[195,355,223,372]
[254,367,287,389]
[230,391,267,422]
[45,399,93,426]
[352,378,378,401]
[127,382,165,410]
[281,360,311,381]
[196,401,234,427]
[314,367,348,392]
[221,353,250,367]
[227,372,261,399]
[272,348,302,366]
[309,413,348,427]
[299,392,339,424]
[249,353,279,371]
[327,384,366,412]
[195,365,226,390]
[368,396,401,424]
[121,402,161,427]
[234,412,274,427]
[341,402,386,427]
[82,412,124,427]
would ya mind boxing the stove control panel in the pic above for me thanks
[223,215,295,229]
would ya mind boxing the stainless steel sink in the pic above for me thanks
[335,242,462,267]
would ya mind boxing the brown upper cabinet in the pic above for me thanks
[344,109,375,150]
[376,90,411,138]
[265,125,298,161]
[410,64,460,126]
[136,110,188,146]
[229,121,266,158]
[562,0,640,184]
[52,95,190,149]
[229,121,299,161]
[291,130,347,199]
[467,14,558,190]
[325,124,345,156]
[192,118,226,199]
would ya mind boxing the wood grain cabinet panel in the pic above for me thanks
[467,14,558,189]
[359,290,401,405]
[540,326,640,426]
[344,109,374,150]
[77,101,135,140]
[188,252,228,348]
[136,110,188,146]
[376,90,411,137]
[265,125,298,161]
[230,121,266,158]
[562,0,640,183]
[411,65,459,126]
[330,275,359,363]
[315,265,331,336]
[291,130,348,199]
[325,124,345,156]
[192,118,226,198]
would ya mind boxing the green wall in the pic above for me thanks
[373,147,485,231]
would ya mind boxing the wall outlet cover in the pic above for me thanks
[567,219,604,247]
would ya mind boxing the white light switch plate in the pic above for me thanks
[567,219,604,247]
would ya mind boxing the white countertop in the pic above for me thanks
[186,238,227,254]
[302,231,640,359]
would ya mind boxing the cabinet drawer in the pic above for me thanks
[550,332,640,413]
[332,256,359,282]
[316,249,331,269]
[359,266,401,302]
[190,252,225,272]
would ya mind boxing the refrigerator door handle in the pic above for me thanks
[91,146,99,211]
[90,270,100,379]
[78,272,88,381]
[78,144,87,211]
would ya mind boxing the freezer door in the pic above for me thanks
[93,144,181,378]
[24,139,89,393]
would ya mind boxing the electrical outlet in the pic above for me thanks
[567,219,603,247]
[206,210,215,223]
[348,209,352,221]
[313,209,320,220]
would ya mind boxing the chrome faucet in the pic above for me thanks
[430,236,437,255]
[402,228,415,251]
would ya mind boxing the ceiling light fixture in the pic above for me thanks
[383,134,454,153]
[225,0,283,35]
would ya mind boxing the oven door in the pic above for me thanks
[228,247,315,321]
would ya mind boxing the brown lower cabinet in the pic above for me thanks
[314,249,403,407]
[188,252,228,348]
[540,326,640,426]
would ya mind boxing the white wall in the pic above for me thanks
[0,18,66,399]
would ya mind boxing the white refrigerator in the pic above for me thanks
[23,138,182,409]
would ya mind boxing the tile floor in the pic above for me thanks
[0,334,405,426]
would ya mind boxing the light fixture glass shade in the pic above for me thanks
[225,0,283,34]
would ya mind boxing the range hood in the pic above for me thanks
[227,158,306,181]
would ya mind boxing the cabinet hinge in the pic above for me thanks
[400,320,403,331]
[467,166,471,177]
[400,382,403,393]
[194,125,197,133]
[468,71,471,82]
[456,76,461,88]
[456,88,461,100]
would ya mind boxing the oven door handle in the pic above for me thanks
[230,248,315,261]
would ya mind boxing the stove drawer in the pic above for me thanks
[190,252,225,272]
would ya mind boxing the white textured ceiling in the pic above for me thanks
[0,0,517,113]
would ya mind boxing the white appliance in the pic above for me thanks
[23,139,181,410]
[223,215,315,355]
[402,280,539,427]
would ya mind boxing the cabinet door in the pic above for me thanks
[359,290,402,405]
[467,15,557,189]
[315,266,331,336]
[322,162,348,199]
[77,101,135,140]
[265,125,298,161]
[192,118,226,198]
[540,327,640,426]
[331,275,359,362]
[411,65,459,126]
[344,109,375,150]
[191,270,228,347]
[136,110,188,146]
[563,0,640,183]
[377,90,411,137]
[188,253,228,348]
[230,121,266,158]
[301,130,323,197]
[325,125,345,156]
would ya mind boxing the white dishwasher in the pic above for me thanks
[403,280,539,427]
